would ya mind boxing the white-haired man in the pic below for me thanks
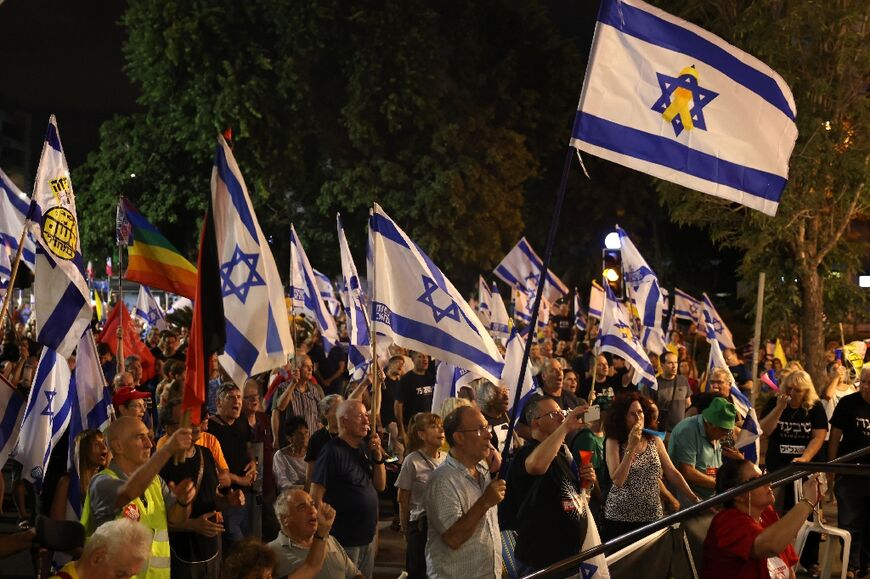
[310,399,385,578]
[269,488,364,578]
[58,508,157,578]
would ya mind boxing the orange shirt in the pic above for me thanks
[156,431,229,472]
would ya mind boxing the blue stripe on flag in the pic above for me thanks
[493,265,520,288]
[517,240,566,294]
[598,0,795,121]
[573,113,786,202]
[598,334,654,378]
[373,301,503,380]
[38,283,88,353]
[46,122,63,152]
[265,306,282,354]
[215,146,258,241]
[0,390,24,450]
[370,213,451,292]
[224,319,260,377]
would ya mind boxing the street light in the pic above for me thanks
[604,231,621,250]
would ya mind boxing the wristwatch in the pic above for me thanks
[314,532,327,541]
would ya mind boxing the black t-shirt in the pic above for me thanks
[380,377,400,425]
[311,437,379,547]
[305,427,338,464]
[160,445,220,562]
[506,439,588,568]
[829,392,870,458]
[319,344,348,396]
[397,371,434,424]
[580,375,622,400]
[551,315,573,341]
[207,416,252,481]
[761,399,828,470]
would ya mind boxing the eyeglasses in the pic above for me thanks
[456,425,491,437]
[534,410,565,421]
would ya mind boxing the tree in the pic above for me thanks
[74,0,586,290]
[658,0,869,386]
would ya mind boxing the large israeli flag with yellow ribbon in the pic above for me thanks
[571,0,797,216]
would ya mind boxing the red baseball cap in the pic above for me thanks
[113,387,150,408]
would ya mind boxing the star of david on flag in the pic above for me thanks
[14,346,72,490]
[570,0,798,215]
[494,237,568,305]
[211,135,293,386]
[135,285,168,331]
[673,288,702,324]
[220,245,265,303]
[597,285,657,389]
[701,293,735,350]
[651,65,719,136]
[369,204,503,385]
[290,224,339,352]
[617,227,666,355]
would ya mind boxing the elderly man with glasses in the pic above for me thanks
[424,405,506,579]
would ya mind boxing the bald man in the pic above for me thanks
[81,417,195,578]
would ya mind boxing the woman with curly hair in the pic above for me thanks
[602,392,700,540]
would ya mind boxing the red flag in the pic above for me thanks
[97,301,156,383]
[183,205,225,424]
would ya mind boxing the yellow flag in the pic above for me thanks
[773,339,788,367]
[93,290,104,322]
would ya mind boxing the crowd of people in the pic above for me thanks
[0,299,869,579]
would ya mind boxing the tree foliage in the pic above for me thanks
[657,0,869,384]
[74,0,588,289]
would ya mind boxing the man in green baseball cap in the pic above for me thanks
[668,397,737,499]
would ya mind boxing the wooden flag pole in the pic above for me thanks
[749,272,766,406]
[0,227,29,333]
[369,207,381,426]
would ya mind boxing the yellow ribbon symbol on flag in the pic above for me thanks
[661,66,699,131]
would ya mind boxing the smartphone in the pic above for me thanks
[583,406,601,423]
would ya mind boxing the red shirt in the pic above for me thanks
[702,506,798,579]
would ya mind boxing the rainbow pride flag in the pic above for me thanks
[119,197,197,299]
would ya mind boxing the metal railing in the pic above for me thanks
[524,445,870,578]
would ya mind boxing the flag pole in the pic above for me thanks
[501,148,573,469]
[288,229,298,377]
[369,207,381,426]
[0,226,29,333]
[748,272,765,406]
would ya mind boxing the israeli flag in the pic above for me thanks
[67,330,113,517]
[597,285,657,388]
[29,116,91,358]
[369,204,504,384]
[0,375,27,471]
[212,135,294,386]
[617,227,667,355]
[478,278,510,339]
[574,292,587,331]
[313,269,342,318]
[290,225,339,352]
[433,362,477,417]
[571,0,797,216]
[578,491,611,579]
[502,329,536,416]
[489,282,511,339]
[13,347,72,489]
[673,287,702,323]
[702,304,759,462]
[135,285,168,332]
[0,167,36,278]
[701,293,735,350]
[494,237,568,306]
[337,214,371,381]
[588,281,604,319]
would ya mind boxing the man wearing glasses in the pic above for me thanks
[424,406,506,578]
[505,397,597,577]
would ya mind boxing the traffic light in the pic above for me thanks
[602,248,624,300]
